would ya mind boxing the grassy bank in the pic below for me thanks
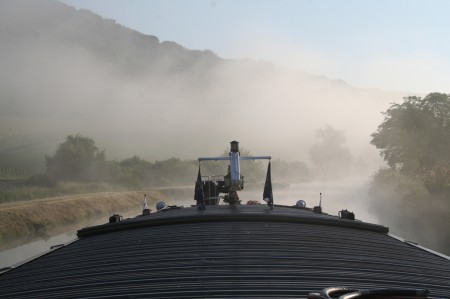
[0,190,167,250]
[0,181,129,204]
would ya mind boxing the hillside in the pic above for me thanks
[0,0,410,172]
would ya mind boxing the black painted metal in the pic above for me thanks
[77,205,389,238]
[1,205,449,298]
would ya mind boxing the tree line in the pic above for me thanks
[30,135,310,189]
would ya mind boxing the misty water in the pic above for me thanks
[0,178,376,269]
[0,232,77,269]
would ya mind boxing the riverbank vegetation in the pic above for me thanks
[0,190,166,251]
[369,92,450,254]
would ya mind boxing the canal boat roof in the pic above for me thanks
[1,203,449,298]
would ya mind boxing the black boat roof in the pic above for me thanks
[1,204,449,298]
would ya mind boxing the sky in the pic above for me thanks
[62,0,450,94]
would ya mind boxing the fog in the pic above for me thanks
[0,0,411,174]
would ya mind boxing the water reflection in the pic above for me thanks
[0,232,76,268]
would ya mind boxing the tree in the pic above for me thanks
[308,125,354,178]
[46,134,106,181]
[371,93,450,191]
[369,93,450,254]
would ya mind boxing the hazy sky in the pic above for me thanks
[61,0,450,94]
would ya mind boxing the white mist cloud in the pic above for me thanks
[360,52,450,94]
[219,21,343,80]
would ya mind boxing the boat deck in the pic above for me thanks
[1,204,449,298]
